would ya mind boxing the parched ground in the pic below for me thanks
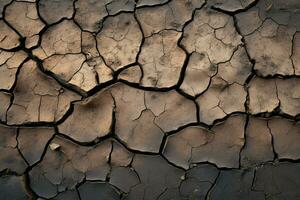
[0,0,300,199]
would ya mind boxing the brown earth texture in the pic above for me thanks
[0,0,300,199]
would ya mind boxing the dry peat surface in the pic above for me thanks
[1,0,300,199]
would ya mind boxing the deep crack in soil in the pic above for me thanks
[0,0,300,199]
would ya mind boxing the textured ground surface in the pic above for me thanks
[0,0,300,199]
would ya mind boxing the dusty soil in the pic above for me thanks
[0,0,300,199]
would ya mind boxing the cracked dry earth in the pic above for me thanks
[1,0,300,200]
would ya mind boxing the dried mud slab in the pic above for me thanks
[196,78,247,125]
[0,175,29,200]
[0,92,11,122]
[75,0,135,33]
[36,20,81,57]
[111,83,197,152]
[180,164,219,200]
[118,65,142,84]
[217,46,252,85]
[117,108,164,153]
[96,13,142,71]
[209,169,264,200]
[182,7,242,64]
[139,30,186,88]
[74,0,107,32]
[248,77,300,116]
[181,8,250,120]
[0,125,27,174]
[164,115,246,169]
[6,60,80,125]
[276,78,300,116]
[38,0,74,24]
[136,0,205,37]
[29,137,112,198]
[38,29,113,92]
[240,117,274,167]
[5,1,45,48]
[110,141,133,167]
[106,0,135,15]
[248,78,279,114]
[80,31,113,85]
[0,0,11,18]
[43,53,86,82]
[268,118,300,160]
[145,90,197,132]
[180,52,217,97]
[292,32,300,74]
[58,89,114,143]
[0,50,27,90]
[236,0,300,76]
[181,46,251,97]
[252,162,300,200]
[244,20,295,76]
[207,162,300,200]
[127,154,184,200]
[0,125,55,174]
[109,166,139,193]
[18,127,54,165]
[0,20,20,50]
